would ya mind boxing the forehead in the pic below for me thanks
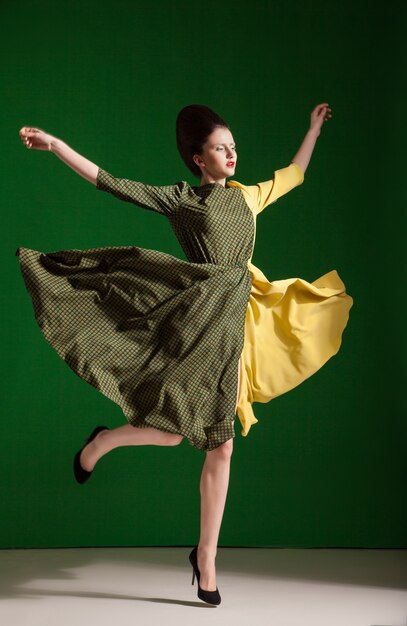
[207,127,235,145]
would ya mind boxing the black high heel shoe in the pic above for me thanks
[73,425,109,484]
[189,545,221,605]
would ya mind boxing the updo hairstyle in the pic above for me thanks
[176,104,230,178]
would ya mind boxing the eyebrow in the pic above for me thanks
[213,142,236,146]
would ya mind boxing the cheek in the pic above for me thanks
[210,151,226,168]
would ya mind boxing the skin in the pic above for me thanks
[17,102,332,593]
[193,126,237,187]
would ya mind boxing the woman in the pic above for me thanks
[17,103,352,605]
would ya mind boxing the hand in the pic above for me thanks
[19,126,56,151]
[310,103,332,133]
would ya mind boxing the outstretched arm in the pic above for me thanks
[228,103,333,215]
[50,138,98,184]
[19,126,182,216]
[19,126,98,185]
[291,102,332,173]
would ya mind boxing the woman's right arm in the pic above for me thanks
[19,126,99,185]
[19,126,182,216]
[50,137,99,185]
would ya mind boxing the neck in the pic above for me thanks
[199,176,227,187]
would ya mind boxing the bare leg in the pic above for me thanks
[80,424,183,472]
[198,438,233,591]
[197,357,240,591]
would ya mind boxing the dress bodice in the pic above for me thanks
[168,182,255,267]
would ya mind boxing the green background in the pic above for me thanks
[1,0,405,548]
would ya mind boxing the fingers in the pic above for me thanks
[19,126,41,137]
[19,126,44,148]
[20,127,32,141]
[19,127,35,148]
[311,103,333,128]
[316,103,333,121]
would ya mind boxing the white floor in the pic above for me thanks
[0,547,406,626]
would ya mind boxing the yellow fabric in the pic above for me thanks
[227,162,354,437]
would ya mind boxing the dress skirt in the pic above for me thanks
[15,244,252,452]
[236,260,354,436]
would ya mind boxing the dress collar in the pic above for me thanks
[192,181,233,190]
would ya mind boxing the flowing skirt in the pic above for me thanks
[15,245,252,451]
[236,260,354,436]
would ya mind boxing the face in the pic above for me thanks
[193,127,237,181]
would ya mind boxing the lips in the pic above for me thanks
[226,161,235,167]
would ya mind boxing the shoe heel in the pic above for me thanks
[188,545,221,605]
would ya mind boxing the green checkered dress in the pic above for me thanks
[16,167,255,451]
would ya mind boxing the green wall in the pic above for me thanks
[1,0,405,548]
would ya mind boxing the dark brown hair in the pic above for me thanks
[176,104,230,178]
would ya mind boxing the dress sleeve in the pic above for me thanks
[95,167,184,216]
[230,162,304,216]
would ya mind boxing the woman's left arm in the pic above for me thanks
[291,102,332,174]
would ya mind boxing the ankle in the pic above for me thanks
[81,430,109,468]
[198,545,217,559]
[92,429,111,453]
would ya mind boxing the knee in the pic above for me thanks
[169,434,184,446]
[209,438,233,460]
